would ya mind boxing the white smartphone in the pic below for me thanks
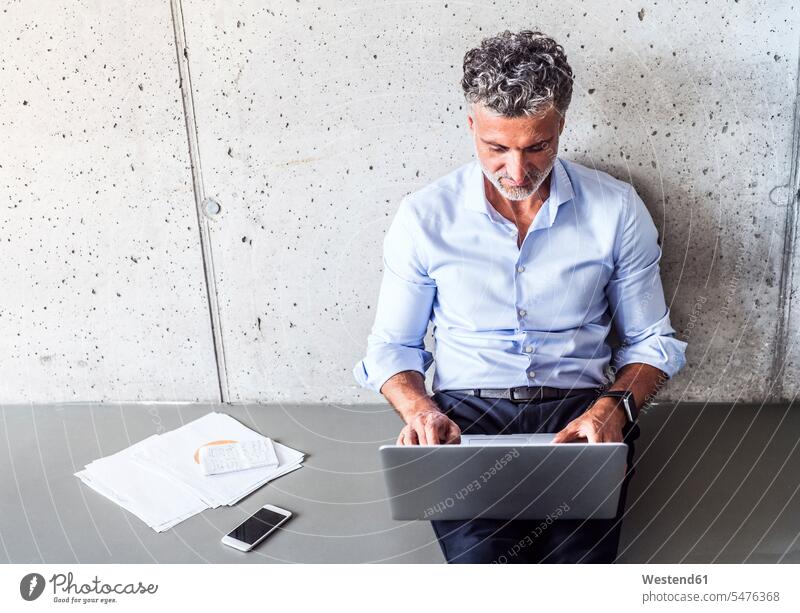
[221,504,292,552]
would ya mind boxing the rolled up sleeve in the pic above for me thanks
[353,200,437,394]
[605,185,687,378]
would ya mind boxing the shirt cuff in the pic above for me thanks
[612,333,688,379]
[353,345,434,394]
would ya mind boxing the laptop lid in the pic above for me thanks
[380,440,627,520]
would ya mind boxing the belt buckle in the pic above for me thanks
[509,386,526,401]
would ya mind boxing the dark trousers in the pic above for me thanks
[429,389,639,564]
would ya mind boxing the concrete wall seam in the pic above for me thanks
[771,39,800,402]
[169,0,229,403]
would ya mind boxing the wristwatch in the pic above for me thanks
[598,390,638,424]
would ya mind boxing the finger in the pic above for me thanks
[413,422,429,445]
[437,417,455,443]
[584,425,599,444]
[445,420,461,444]
[600,425,621,443]
[552,425,577,443]
[424,420,439,445]
[398,427,409,446]
[400,426,418,446]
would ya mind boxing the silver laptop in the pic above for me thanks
[379,434,628,520]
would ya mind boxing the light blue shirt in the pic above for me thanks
[353,157,687,394]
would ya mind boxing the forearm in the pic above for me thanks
[607,362,669,411]
[380,370,440,423]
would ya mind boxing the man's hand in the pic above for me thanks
[380,371,461,445]
[396,409,461,445]
[552,398,627,444]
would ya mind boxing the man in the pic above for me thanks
[353,30,687,563]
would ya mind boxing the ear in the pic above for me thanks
[558,115,565,134]
[467,112,474,133]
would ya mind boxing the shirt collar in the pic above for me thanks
[464,157,575,227]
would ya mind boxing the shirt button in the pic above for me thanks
[527,370,536,378]
[517,265,525,273]
[524,345,533,353]
[518,309,527,317]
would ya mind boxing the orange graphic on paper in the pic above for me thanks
[194,440,238,464]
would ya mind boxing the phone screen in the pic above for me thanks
[228,507,288,545]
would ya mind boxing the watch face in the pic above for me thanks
[623,398,635,422]
[623,394,637,421]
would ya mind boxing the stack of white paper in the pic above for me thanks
[74,412,304,532]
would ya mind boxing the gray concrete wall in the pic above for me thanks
[1,1,798,404]
[0,0,220,403]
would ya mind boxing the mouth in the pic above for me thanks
[503,179,530,189]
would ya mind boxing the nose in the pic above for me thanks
[505,153,527,184]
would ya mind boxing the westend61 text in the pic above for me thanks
[642,574,708,585]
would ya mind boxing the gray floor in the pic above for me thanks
[1,400,799,563]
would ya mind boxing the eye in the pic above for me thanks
[525,144,548,152]
[490,146,507,153]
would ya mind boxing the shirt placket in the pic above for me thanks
[486,198,545,387]
[514,237,536,386]
[510,203,553,387]
[493,217,537,387]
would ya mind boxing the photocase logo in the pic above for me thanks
[20,573,45,601]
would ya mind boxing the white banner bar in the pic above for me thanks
[1,564,798,612]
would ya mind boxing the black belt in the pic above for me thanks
[443,385,603,402]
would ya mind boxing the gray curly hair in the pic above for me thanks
[461,30,574,117]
